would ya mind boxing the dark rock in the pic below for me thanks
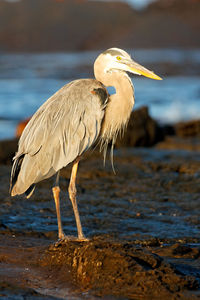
[116,106,165,147]
[175,120,200,137]
[0,138,18,165]
[156,136,200,151]
[156,119,200,150]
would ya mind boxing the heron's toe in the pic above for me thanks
[77,234,89,242]
[54,234,89,246]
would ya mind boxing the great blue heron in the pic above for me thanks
[10,48,162,241]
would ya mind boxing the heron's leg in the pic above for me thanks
[68,160,86,240]
[52,171,65,240]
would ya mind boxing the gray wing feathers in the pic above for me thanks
[12,79,106,195]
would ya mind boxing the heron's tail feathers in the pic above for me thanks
[25,184,36,198]
[11,181,35,198]
[10,154,24,196]
[10,154,36,198]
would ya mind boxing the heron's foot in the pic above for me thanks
[58,232,67,240]
[54,234,89,247]
[77,234,89,242]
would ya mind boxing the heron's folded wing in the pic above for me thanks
[16,79,106,178]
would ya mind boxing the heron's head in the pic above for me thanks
[94,47,162,82]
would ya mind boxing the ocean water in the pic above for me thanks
[0,49,200,140]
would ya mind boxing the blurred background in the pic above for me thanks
[0,0,200,140]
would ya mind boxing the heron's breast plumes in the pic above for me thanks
[99,88,134,168]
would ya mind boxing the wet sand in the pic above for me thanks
[0,139,200,299]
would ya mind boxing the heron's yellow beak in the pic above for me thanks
[127,60,162,80]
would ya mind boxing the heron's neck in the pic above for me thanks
[101,71,135,141]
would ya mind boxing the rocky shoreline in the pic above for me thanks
[0,233,199,299]
[0,108,200,299]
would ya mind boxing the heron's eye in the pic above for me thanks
[116,56,122,61]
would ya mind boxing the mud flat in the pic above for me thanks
[0,234,199,300]
[0,134,200,299]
